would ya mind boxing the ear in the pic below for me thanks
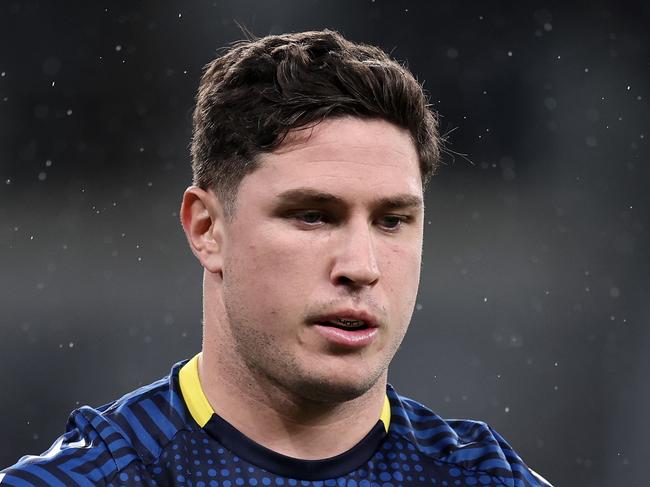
[180,186,225,274]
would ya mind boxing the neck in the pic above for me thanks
[198,273,387,460]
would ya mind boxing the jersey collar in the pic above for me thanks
[178,353,392,480]
[179,352,391,432]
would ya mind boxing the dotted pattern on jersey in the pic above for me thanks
[105,430,505,487]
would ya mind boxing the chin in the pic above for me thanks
[284,369,385,405]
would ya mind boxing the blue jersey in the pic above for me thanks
[0,355,552,486]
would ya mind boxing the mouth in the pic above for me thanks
[311,313,379,348]
[315,317,371,331]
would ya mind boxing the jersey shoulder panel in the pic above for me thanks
[387,385,553,487]
[1,361,192,486]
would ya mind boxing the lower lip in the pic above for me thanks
[313,324,378,348]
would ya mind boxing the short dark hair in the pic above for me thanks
[191,29,440,217]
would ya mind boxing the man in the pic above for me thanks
[1,30,552,486]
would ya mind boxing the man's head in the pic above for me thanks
[190,29,440,219]
[182,30,441,404]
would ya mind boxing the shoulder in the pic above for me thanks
[0,361,192,486]
[386,385,553,487]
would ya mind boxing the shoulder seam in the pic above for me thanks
[388,431,511,487]
[103,425,197,485]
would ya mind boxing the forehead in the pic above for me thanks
[242,117,423,202]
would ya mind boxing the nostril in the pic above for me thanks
[336,276,355,286]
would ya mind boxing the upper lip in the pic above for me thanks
[312,309,379,328]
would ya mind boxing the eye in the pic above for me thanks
[377,215,408,231]
[291,210,328,226]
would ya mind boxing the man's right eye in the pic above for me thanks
[294,211,326,225]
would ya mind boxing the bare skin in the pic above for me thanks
[180,117,424,459]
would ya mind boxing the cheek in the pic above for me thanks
[382,245,422,314]
[225,233,317,306]
[384,242,422,283]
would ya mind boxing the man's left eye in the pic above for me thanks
[378,215,405,230]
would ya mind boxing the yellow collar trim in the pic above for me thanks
[178,353,213,427]
[379,391,391,433]
[179,353,391,433]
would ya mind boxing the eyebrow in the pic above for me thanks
[274,188,424,210]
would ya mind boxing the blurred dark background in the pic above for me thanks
[1,1,648,485]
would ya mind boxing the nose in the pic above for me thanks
[329,222,380,288]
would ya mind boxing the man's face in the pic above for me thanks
[218,117,424,403]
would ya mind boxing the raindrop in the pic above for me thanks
[38,172,47,181]
[66,109,72,116]
[115,45,122,52]
[544,97,557,110]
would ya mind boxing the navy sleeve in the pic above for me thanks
[0,407,152,487]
